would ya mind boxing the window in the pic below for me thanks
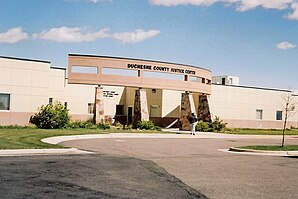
[276,111,282,120]
[49,98,53,104]
[88,103,94,114]
[72,65,98,74]
[189,76,202,83]
[256,109,263,120]
[0,93,10,111]
[102,68,137,77]
[143,71,183,81]
[116,105,124,115]
[150,105,158,117]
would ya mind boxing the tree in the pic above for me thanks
[281,93,297,147]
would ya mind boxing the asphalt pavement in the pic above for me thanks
[0,154,207,199]
[60,135,298,199]
[1,133,298,198]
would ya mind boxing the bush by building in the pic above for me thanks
[67,119,110,130]
[195,116,227,132]
[30,101,69,129]
[137,120,161,131]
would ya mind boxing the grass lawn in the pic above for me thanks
[240,145,298,151]
[225,128,298,135]
[0,128,162,150]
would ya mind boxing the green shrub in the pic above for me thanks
[30,101,69,129]
[195,120,212,132]
[124,124,133,130]
[97,123,111,130]
[211,116,227,132]
[137,120,155,130]
[154,126,162,131]
[195,116,227,132]
[137,120,161,131]
[67,120,85,128]
[113,121,123,129]
[67,119,110,130]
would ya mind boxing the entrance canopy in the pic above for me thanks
[68,54,212,94]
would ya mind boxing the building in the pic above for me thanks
[211,84,298,129]
[0,54,297,129]
[212,75,239,86]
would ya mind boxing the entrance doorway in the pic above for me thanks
[127,106,133,125]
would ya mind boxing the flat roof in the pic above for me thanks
[212,83,291,93]
[0,55,51,64]
[50,66,66,70]
[69,54,211,72]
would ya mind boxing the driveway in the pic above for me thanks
[0,154,206,199]
[60,135,298,199]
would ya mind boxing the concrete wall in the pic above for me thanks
[0,57,51,125]
[68,54,212,94]
[210,84,298,129]
[162,90,182,118]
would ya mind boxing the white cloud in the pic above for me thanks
[32,26,109,43]
[286,2,298,20]
[149,0,295,9]
[0,27,28,44]
[32,27,160,44]
[112,29,160,43]
[149,0,217,6]
[150,0,298,20]
[226,0,293,12]
[276,41,296,50]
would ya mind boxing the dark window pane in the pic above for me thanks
[88,103,94,114]
[276,111,282,120]
[116,105,124,115]
[0,94,10,110]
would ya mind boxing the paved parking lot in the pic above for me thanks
[61,136,298,199]
[0,154,206,199]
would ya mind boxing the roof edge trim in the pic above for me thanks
[68,54,211,73]
[212,83,291,93]
[0,55,51,64]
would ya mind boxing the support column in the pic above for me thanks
[133,88,149,128]
[94,86,105,124]
[197,94,211,122]
[180,92,196,130]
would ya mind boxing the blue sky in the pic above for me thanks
[0,0,298,89]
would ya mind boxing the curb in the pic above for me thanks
[0,148,94,157]
[229,147,298,156]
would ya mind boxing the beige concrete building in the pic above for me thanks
[0,54,297,129]
[211,84,298,129]
[0,55,212,129]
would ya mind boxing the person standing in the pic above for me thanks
[188,113,198,135]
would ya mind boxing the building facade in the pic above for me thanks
[0,55,297,129]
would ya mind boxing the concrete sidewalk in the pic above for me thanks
[225,147,298,157]
[0,148,94,156]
